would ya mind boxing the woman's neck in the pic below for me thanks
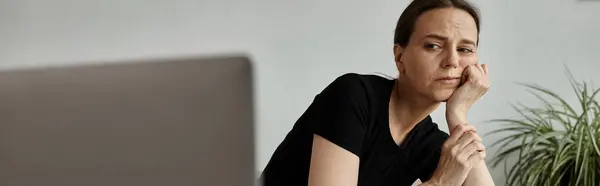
[390,80,440,129]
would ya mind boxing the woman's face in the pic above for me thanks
[394,7,479,102]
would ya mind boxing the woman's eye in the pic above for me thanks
[424,43,441,50]
[458,47,474,53]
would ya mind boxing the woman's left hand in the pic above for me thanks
[445,64,489,126]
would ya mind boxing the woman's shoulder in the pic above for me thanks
[322,73,395,97]
[331,72,395,85]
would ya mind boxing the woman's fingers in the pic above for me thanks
[461,64,487,86]
[449,124,476,142]
[459,141,480,159]
[467,149,486,165]
[460,66,472,84]
[456,131,482,150]
[465,140,485,154]
[481,64,488,75]
[475,64,486,75]
[458,141,486,169]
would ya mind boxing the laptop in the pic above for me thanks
[0,55,255,186]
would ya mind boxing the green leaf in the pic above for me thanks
[527,131,564,152]
[574,146,589,185]
[528,107,575,131]
[489,133,525,152]
[492,69,600,186]
[485,125,531,137]
[491,145,523,168]
[519,83,577,116]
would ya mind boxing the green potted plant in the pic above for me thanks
[486,69,600,186]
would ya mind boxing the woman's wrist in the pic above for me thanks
[422,171,443,186]
[446,109,468,129]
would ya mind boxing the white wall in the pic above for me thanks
[1,0,599,185]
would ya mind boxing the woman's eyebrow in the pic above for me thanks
[421,34,477,46]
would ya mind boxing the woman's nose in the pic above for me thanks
[441,50,459,68]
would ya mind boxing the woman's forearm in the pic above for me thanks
[445,110,494,186]
[463,161,495,186]
[418,180,441,186]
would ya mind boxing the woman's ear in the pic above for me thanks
[393,44,406,76]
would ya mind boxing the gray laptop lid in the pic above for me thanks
[0,55,255,186]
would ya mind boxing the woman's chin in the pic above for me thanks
[432,90,454,102]
[438,97,451,103]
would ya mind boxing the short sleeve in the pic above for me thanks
[418,131,449,181]
[303,73,370,156]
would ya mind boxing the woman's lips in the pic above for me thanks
[436,77,461,84]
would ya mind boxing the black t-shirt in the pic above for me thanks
[260,73,449,186]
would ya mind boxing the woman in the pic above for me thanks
[260,0,495,185]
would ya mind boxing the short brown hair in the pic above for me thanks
[393,0,481,47]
